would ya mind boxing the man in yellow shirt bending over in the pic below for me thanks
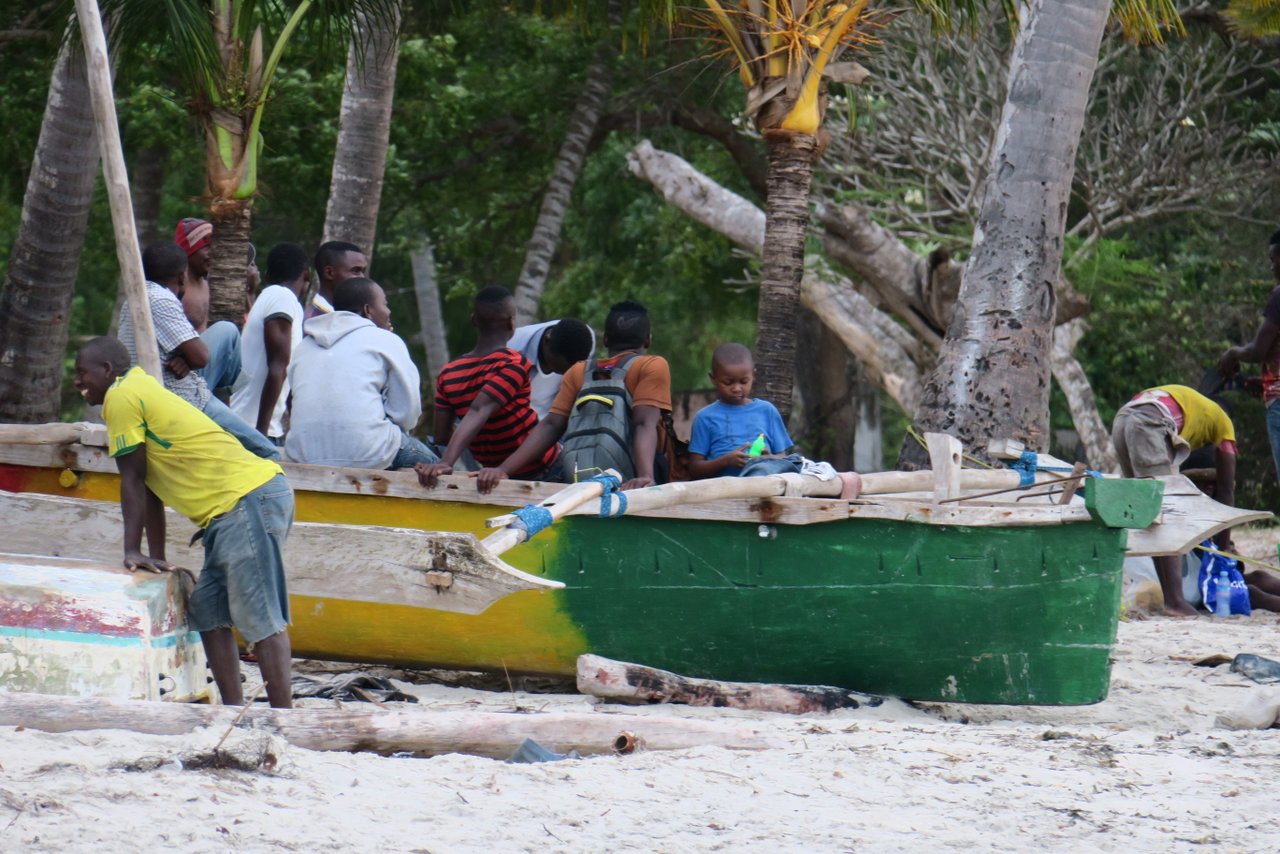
[73,336,294,708]
[1112,384,1236,617]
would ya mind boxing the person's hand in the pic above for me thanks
[166,355,192,378]
[415,462,453,489]
[1216,348,1240,377]
[124,550,176,573]
[620,476,655,491]
[474,467,509,494]
[1245,375,1264,399]
[721,442,752,470]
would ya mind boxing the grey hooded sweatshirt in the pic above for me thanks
[285,311,422,469]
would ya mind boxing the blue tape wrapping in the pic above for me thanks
[512,504,554,539]
[588,473,628,518]
[1007,449,1103,486]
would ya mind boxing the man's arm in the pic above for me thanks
[1219,318,1280,375]
[433,404,456,446]
[624,404,662,490]
[474,414,567,494]
[115,447,174,572]
[416,392,501,487]
[167,337,210,379]
[256,316,293,435]
[1213,443,1237,550]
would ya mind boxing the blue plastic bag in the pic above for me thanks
[1197,541,1252,616]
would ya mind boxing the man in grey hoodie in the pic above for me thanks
[284,278,439,469]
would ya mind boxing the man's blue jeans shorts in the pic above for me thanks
[187,474,293,645]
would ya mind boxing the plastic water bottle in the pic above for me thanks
[747,434,767,457]
[1214,569,1232,618]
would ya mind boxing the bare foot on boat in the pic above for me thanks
[1161,604,1200,618]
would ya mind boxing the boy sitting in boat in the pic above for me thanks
[466,299,674,493]
[72,336,296,709]
[416,287,561,487]
[687,343,794,478]
[1112,384,1237,616]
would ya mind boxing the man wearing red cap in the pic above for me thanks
[174,217,242,396]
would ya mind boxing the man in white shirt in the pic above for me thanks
[231,243,309,443]
[305,240,367,320]
[505,318,594,418]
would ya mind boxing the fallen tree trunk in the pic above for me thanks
[0,692,779,758]
[577,655,883,715]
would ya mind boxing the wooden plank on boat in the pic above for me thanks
[0,691,780,757]
[0,492,561,615]
[0,422,106,447]
[1125,474,1272,557]
[847,498,1093,527]
[926,432,962,502]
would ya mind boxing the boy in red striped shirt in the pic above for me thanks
[416,287,561,487]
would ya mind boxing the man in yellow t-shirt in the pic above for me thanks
[74,336,295,708]
[1111,384,1237,617]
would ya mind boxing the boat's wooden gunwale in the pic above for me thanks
[0,442,1103,529]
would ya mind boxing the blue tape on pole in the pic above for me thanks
[588,473,627,518]
[512,504,554,539]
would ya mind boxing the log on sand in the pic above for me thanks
[0,692,778,758]
[577,654,883,715]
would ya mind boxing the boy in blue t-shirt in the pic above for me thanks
[688,343,794,478]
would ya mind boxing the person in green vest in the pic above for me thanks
[73,336,295,708]
[1111,384,1236,617]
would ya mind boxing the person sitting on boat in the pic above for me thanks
[505,318,596,419]
[229,242,309,447]
[285,277,437,470]
[415,286,561,487]
[72,336,296,709]
[118,241,278,460]
[687,343,794,478]
[468,299,673,493]
[305,240,368,321]
[1112,384,1236,617]
[173,217,242,395]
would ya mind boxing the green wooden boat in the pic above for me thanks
[0,425,1260,706]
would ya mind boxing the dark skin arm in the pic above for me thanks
[1218,318,1280,376]
[115,446,174,572]
[623,405,662,490]
[255,316,292,435]
[474,414,567,494]
[1213,445,1237,551]
[416,392,502,488]
[166,337,210,379]
[687,443,753,479]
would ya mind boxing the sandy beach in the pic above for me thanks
[4,538,1280,852]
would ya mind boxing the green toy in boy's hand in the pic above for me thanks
[747,434,767,457]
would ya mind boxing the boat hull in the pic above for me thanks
[0,462,1124,704]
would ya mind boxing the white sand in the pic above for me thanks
[4,537,1280,852]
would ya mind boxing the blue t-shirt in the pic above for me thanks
[689,399,793,476]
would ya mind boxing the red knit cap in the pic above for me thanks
[174,218,212,256]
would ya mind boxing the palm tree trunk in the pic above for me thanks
[322,2,402,256]
[899,0,1108,469]
[207,203,252,326]
[755,130,818,423]
[410,241,450,389]
[512,0,618,325]
[0,44,100,422]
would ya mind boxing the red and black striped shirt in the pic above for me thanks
[435,349,558,475]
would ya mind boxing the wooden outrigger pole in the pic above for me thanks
[72,0,161,378]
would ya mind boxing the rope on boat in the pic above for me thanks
[1009,450,1102,487]
[511,504,555,539]
[588,473,627,518]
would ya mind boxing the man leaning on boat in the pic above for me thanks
[73,336,296,709]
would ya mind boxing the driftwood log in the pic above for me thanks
[576,655,883,715]
[0,692,779,758]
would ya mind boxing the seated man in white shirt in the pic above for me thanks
[505,318,594,419]
[230,243,309,444]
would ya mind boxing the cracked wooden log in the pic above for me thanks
[0,692,779,757]
[577,654,884,715]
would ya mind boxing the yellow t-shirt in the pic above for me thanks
[1155,384,1236,450]
[103,367,282,528]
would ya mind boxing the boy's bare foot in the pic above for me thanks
[1161,604,1200,618]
